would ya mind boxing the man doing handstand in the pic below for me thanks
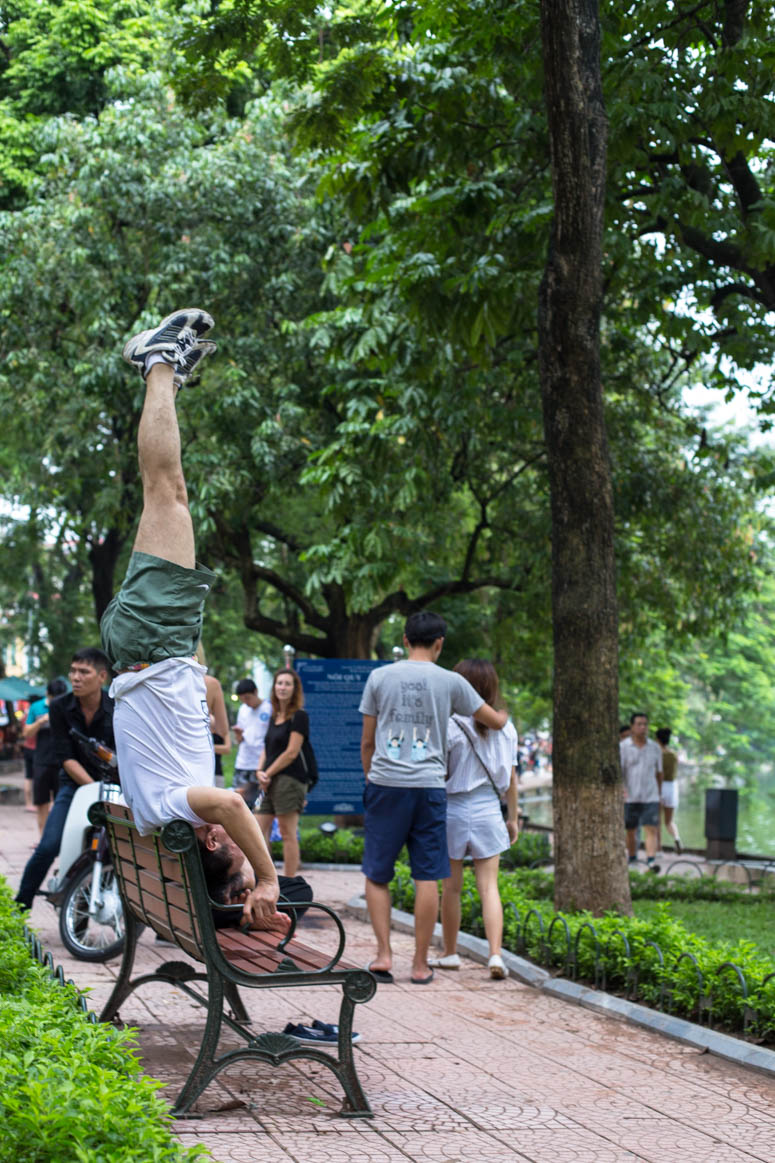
[100,308,286,931]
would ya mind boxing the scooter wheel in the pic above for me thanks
[59,861,125,962]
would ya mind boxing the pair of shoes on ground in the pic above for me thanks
[123,308,216,388]
[428,951,509,979]
[283,1020,361,1045]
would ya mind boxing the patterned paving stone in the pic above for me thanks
[381,1128,535,1160]
[488,1126,646,1162]
[5,804,775,1163]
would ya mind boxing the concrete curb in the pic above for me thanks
[345,894,775,1078]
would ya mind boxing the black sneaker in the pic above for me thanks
[283,1021,361,1045]
[311,1019,362,1044]
[122,308,215,377]
[173,340,217,389]
[674,838,683,855]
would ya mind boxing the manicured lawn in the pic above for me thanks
[633,897,775,956]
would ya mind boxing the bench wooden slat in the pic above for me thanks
[113,835,182,879]
[124,882,201,938]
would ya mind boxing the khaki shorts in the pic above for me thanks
[257,773,307,817]
[100,551,216,671]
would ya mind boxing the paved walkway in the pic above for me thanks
[3,796,775,1162]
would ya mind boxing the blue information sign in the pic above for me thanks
[295,658,389,815]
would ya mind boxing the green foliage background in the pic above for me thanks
[0,0,773,783]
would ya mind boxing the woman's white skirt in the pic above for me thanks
[446,783,510,860]
[661,781,679,809]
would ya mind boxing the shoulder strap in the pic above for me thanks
[451,715,502,799]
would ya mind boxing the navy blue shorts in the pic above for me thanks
[362,782,450,883]
[624,801,660,830]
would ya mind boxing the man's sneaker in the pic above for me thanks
[122,308,215,377]
[173,340,217,389]
[282,1021,361,1045]
[674,838,683,855]
[311,1019,362,1044]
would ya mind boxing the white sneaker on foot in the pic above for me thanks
[123,308,215,377]
[488,954,508,979]
[428,953,461,969]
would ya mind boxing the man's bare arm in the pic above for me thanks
[186,786,283,927]
[63,758,95,786]
[361,714,376,777]
[472,703,508,730]
[23,714,48,739]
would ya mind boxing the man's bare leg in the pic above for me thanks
[412,879,439,981]
[364,877,393,973]
[132,362,195,568]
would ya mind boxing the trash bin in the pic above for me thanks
[705,788,738,860]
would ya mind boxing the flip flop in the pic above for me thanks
[365,962,394,983]
[410,970,435,985]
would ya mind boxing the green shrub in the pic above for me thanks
[0,880,208,1163]
[389,862,775,1041]
[281,825,551,868]
[274,826,367,864]
[500,831,552,869]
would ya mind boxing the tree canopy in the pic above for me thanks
[0,0,772,830]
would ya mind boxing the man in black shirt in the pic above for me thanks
[15,647,115,910]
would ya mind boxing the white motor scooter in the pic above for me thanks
[45,731,127,961]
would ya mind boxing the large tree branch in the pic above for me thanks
[241,607,331,655]
[249,562,330,631]
[251,520,305,554]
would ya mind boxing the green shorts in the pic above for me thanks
[100,551,216,671]
[257,774,307,817]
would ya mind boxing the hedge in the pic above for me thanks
[390,863,775,1042]
[279,825,551,868]
[0,879,208,1163]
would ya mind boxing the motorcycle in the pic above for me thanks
[44,729,127,962]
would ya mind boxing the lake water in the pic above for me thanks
[521,773,775,857]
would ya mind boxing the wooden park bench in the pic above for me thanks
[90,800,376,1117]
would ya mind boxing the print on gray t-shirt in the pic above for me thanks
[359,660,483,788]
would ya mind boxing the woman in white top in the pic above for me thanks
[429,659,519,979]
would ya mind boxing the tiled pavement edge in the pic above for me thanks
[3,797,775,1163]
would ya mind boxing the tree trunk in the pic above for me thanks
[89,526,128,623]
[538,0,631,914]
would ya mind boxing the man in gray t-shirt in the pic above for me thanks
[620,711,663,872]
[359,610,507,985]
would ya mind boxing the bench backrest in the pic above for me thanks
[92,801,218,962]
[91,801,349,981]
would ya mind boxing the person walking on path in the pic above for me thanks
[233,678,272,806]
[255,668,311,877]
[656,726,681,854]
[620,711,663,873]
[429,659,519,980]
[15,651,115,909]
[359,611,508,985]
[99,307,285,933]
[24,678,69,835]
